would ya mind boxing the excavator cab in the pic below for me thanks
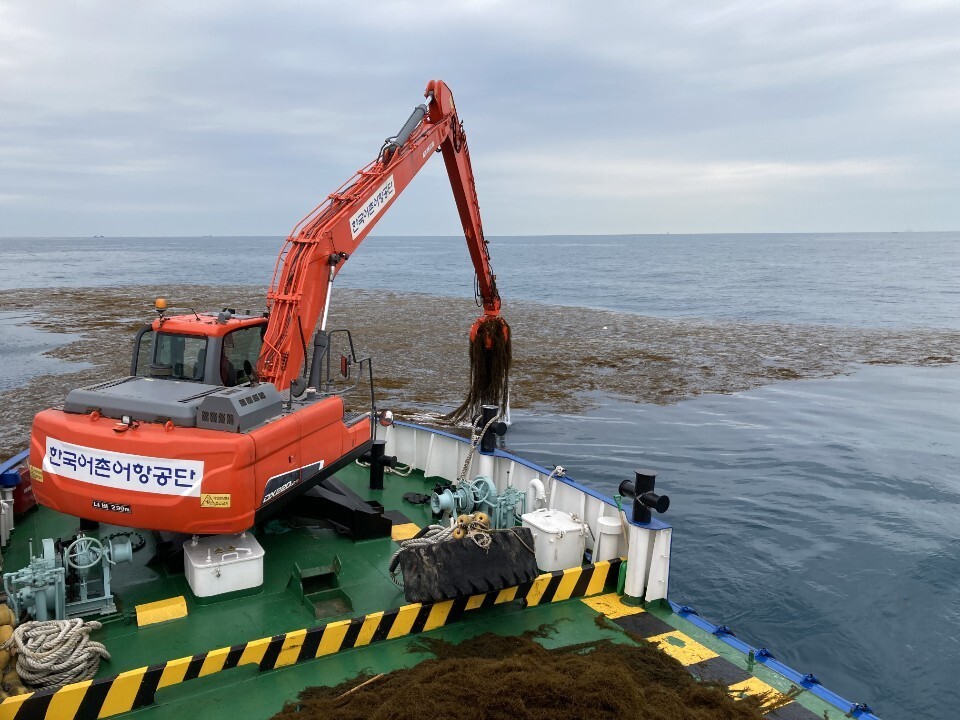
[131,312,267,386]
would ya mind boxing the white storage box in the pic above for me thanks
[183,532,264,598]
[520,508,586,572]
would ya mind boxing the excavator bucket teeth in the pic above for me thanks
[399,527,539,604]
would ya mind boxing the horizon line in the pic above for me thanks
[0,230,956,240]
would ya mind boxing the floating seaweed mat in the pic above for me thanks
[271,632,770,720]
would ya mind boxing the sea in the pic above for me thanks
[1,232,958,719]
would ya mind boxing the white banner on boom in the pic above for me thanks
[44,436,204,497]
[349,175,396,239]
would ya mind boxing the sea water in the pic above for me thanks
[0,232,957,718]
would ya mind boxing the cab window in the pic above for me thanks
[132,327,154,377]
[220,326,263,386]
[149,333,208,381]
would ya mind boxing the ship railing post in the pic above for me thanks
[624,523,672,603]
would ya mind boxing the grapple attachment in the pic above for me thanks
[447,315,511,423]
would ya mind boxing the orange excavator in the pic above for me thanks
[29,80,510,535]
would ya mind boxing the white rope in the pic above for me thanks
[388,524,455,587]
[355,458,413,477]
[457,411,501,484]
[2,619,110,689]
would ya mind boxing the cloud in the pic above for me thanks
[0,1,958,235]
[487,151,908,198]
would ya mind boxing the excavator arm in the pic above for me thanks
[258,80,509,418]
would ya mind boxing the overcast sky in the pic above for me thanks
[1,1,958,236]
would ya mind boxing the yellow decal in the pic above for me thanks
[136,596,188,627]
[391,522,421,541]
[29,465,42,482]
[200,493,231,508]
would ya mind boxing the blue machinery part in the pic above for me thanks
[4,539,65,621]
[431,476,525,530]
[3,534,133,620]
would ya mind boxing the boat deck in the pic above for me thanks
[5,462,436,677]
[0,460,875,720]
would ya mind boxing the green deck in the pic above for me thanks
[7,463,438,676]
[2,463,851,720]
[116,597,849,720]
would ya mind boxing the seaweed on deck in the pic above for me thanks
[270,632,771,720]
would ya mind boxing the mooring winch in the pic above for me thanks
[3,533,134,621]
[430,475,525,530]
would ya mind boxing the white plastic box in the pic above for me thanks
[183,532,264,598]
[520,508,586,572]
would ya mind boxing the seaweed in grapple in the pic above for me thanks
[446,315,512,423]
[270,633,770,720]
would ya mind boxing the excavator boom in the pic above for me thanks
[259,80,502,394]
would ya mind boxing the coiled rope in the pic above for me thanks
[2,619,110,689]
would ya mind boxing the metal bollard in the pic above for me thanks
[618,469,670,524]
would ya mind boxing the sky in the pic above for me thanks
[1,0,959,236]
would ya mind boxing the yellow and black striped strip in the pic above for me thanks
[0,559,622,720]
[583,593,821,720]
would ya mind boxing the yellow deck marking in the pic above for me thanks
[0,693,33,720]
[237,636,271,667]
[199,646,231,677]
[44,681,90,720]
[354,612,384,647]
[157,656,192,690]
[465,594,487,611]
[581,592,644,619]
[585,561,613,596]
[0,560,645,720]
[135,596,188,627]
[387,604,422,639]
[524,575,554,606]
[423,600,453,631]
[728,677,785,707]
[648,630,718,666]
[0,561,637,720]
[275,628,308,668]
[552,567,583,602]
[391,522,421,541]
[317,620,351,656]
[97,667,147,718]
